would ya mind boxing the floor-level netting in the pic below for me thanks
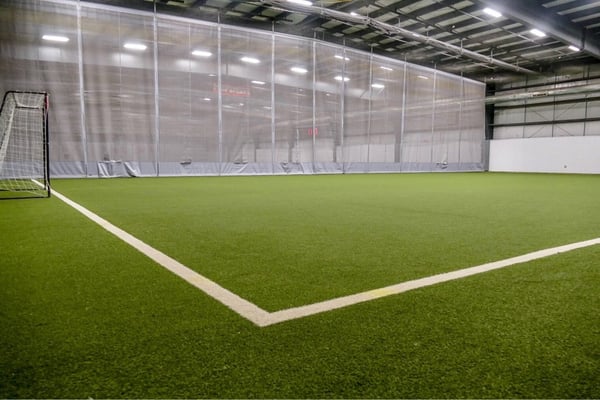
[0,91,50,198]
[1,0,486,177]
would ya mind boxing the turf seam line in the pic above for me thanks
[50,186,600,328]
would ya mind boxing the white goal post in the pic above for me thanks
[0,91,50,199]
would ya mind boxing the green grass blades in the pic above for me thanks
[1,172,599,398]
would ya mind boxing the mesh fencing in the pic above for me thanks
[0,0,486,177]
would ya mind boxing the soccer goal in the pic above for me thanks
[0,91,50,199]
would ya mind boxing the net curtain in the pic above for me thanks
[0,0,487,177]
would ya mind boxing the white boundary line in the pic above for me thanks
[51,189,272,327]
[51,187,600,328]
[268,238,600,325]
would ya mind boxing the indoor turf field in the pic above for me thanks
[1,172,599,398]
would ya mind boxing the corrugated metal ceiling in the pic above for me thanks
[84,0,600,83]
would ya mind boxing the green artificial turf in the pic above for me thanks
[1,172,599,398]
[49,172,599,310]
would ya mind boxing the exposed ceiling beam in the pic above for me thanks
[476,0,600,59]
[486,83,600,103]
[260,0,538,75]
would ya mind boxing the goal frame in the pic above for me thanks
[0,90,50,199]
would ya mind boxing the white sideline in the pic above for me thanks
[51,189,272,327]
[267,238,600,325]
[51,187,600,328]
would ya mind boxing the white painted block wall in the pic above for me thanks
[489,136,600,174]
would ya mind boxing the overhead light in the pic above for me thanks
[334,75,350,82]
[203,97,211,101]
[241,56,260,64]
[483,8,502,18]
[291,66,308,74]
[380,66,393,71]
[417,75,429,80]
[251,80,266,85]
[192,50,212,57]
[334,55,350,61]
[287,0,312,5]
[371,83,385,89]
[124,43,147,51]
[350,11,359,16]
[42,34,69,43]
[412,33,421,38]
[530,29,546,38]
[568,45,580,52]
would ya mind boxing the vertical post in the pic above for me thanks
[367,50,373,168]
[457,76,464,170]
[44,92,51,197]
[522,75,528,138]
[551,75,557,137]
[271,28,276,175]
[153,2,161,176]
[217,17,223,175]
[485,83,495,141]
[484,83,495,171]
[340,44,347,173]
[312,41,317,173]
[583,65,590,136]
[429,69,437,171]
[397,60,407,169]
[76,2,88,176]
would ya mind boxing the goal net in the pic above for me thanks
[0,91,50,198]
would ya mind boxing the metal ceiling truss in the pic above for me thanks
[97,0,600,82]
[477,0,600,60]
[260,0,538,75]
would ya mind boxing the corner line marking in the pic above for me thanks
[50,187,600,328]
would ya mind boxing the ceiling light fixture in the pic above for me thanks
[290,66,308,74]
[251,80,266,85]
[334,55,350,61]
[530,29,546,38]
[241,56,260,64]
[334,75,350,82]
[380,66,393,71]
[483,8,502,18]
[568,45,580,52]
[417,75,429,80]
[371,83,385,89]
[192,50,212,57]
[124,43,147,51]
[287,0,312,6]
[42,34,69,42]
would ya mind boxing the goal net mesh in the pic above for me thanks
[0,91,49,198]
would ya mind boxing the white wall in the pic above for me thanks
[489,136,600,174]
